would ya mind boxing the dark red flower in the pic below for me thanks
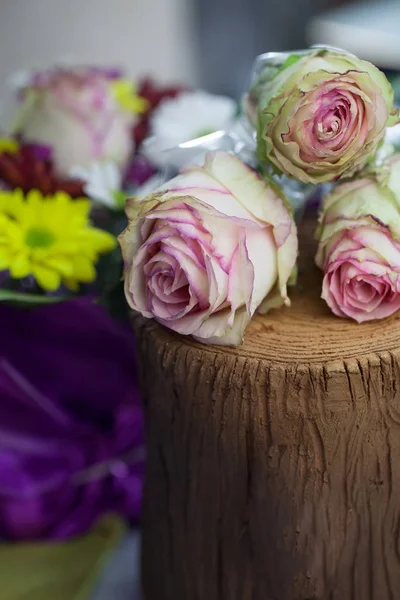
[0,144,85,198]
[133,78,187,147]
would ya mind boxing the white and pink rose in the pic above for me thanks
[316,155,400,322]
[247,50,398,184]
[119,151,298,345]
[14,67,137,176]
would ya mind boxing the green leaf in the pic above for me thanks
[275,53,303,76]
[112,189,130,210]
[0,289,70,305]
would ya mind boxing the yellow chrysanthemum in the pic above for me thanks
[0,137,19,154]
[0,189,116,291]
[110,79,149,114]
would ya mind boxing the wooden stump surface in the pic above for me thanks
[133,215,400,600]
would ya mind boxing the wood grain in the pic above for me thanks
[134,215,400,600]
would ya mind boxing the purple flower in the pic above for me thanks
[0,297,144,540]
[87,66,123,80]
[23,142,53,162]
[124,155,156,187]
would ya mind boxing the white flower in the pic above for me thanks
[14,67,135,175]
[135,174,167,200]
[70,161,124,209]
[142,91,237,168]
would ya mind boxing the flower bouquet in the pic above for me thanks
[118,46,400,345]
[0,65,197,543]
[0,56,257,547]
[0,65,239,309]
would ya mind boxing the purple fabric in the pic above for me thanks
[0,297,144,541]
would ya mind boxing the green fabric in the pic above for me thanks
[0,516,126,600]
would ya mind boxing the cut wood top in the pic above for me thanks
[132,212,400,367]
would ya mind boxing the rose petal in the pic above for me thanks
[201,151,297,305]
[245,226,277,312]
[193,305,252,346]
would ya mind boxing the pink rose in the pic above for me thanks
[316,156,400,322]
[119,151,298,345]
[248,50,398,184]
[14,67,136,175]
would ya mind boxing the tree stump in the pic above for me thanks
[133,217,400,600]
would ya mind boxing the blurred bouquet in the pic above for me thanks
[0,66,191,307]
[0,64,241,312]
[0,60,242,539]
[0,64,196,541]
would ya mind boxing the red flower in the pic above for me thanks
[0,144,84,198]
[133,78,187,147]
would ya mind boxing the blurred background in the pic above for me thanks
[1,0,400,109]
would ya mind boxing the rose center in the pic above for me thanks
[353,279,376,302]
[316,97,350,141]
[150,268,190,303]
[318,110,340,138]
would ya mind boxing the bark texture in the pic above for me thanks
[133,218,400,600]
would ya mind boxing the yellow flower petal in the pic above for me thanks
[0,187,117,290]
[64,278,80,292]
[9,252,31,279]
[72,257,97,282]
[45,256,74,277]
[110,79,150,115]
[81,228,117,252]
[0,247,13,269]
[31,264,61,291]
[0,190,24,217]
[0,137,19,154]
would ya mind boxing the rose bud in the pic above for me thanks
[14,67,140,176]
[119,151,298,346]
[316,155,400,322]
[246,49,398,184]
